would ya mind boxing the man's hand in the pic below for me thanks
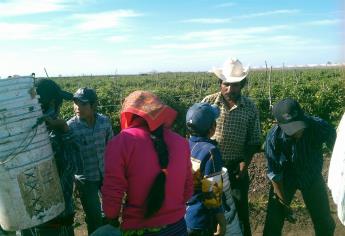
[45,117,69,133]
[236,161,247,179]
[214,213,226,236]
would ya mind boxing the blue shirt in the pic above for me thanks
[185,136,224,230]
[265,116,336,189]
[67,113,113,181]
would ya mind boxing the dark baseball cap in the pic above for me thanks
[272,98,307,136]
[186,103,220,135]
[35,79,73,103]
[73,87,97,104]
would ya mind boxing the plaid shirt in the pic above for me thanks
[202,92,261,163]
[67,113,113,181]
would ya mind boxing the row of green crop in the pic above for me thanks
[55,68,345,139]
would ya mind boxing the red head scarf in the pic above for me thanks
[120,91,177,132]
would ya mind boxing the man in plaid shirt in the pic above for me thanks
[67,88,113,235]
[202,58,261,236]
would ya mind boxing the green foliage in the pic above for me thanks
[53,68,345,138]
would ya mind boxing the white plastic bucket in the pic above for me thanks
[0,76,65,231]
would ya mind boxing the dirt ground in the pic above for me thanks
[248,153,345,236]
[73,153,345,236]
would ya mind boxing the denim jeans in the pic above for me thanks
[76,179,103,235]
[263,174,335,236]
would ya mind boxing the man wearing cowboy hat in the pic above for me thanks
[202,58,261,236]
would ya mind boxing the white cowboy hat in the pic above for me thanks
[211,58,249,83]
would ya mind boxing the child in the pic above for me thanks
[185,102,226,236]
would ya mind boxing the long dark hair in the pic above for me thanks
[144,125,169,218]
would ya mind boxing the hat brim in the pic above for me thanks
[279,120,307,136]
[73,96,90,103]
[211,67,249,83]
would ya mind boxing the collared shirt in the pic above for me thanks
[67,113,113,181]
[265,116,336,189]
[186,136,224,230]
[202,92,261,163]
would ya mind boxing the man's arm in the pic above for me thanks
[271,180,286,203]
[45,117,69,133]
[318,118,336,149]
[265,126,285,192]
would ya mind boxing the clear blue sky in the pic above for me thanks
[0,0,344,77]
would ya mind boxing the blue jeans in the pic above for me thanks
[263,174,335,236]
[76,179,103,235]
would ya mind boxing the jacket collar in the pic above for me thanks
[189,135,218,145]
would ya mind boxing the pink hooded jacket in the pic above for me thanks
[101,91,193,230]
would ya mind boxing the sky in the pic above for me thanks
[0,0,344,77]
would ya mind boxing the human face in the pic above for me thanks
[73,100,94,120]
[220,81,242,102]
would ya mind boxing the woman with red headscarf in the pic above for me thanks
[99,91,193,235]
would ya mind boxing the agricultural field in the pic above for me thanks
[52,67,344,235]
[56,67,345,136]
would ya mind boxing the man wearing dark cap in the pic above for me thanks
[21,79,79,236]
[263,98,336,236]
[67,88,113,235]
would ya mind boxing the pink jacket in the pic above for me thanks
[102,126,193,230]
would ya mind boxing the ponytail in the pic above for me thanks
[144,125,169,218]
